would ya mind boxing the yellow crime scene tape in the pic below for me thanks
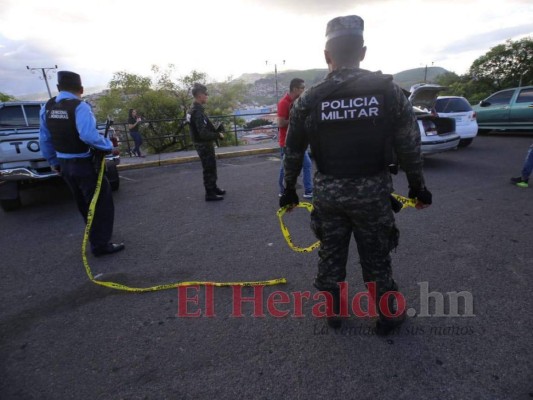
[276,202,320,253]
[81,156,286,292]
[278,194,417,253]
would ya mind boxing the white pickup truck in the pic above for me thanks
[0,101,120,211]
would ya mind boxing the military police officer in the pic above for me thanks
[188,83,226,201]
[39,71,125,257]
[279,16,432,335]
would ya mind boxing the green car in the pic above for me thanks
[472,86,533,132]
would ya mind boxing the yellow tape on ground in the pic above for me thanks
[276,202,320,253]
[278,194,416,253]
[81,156,286,292]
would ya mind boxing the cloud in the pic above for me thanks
[439,24,533,54]
[0,35,63,96]
[265,0,385,14]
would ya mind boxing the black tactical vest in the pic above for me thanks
[308,73,395,178]
[45,97,89,154]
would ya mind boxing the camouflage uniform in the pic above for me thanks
[189,101,220,194]
[284,67,425,300]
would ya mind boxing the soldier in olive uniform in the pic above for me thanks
[188,83,226,201]
[279,15,432,335]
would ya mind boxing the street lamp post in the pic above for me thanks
[26,65,58,98]
[265,60,286,104]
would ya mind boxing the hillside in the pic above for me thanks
[236,66,450,106]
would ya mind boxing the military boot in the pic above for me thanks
[375,290,406,336]
[327,288,342,330]
[205,190,224,201]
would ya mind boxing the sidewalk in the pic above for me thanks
[117,141,279,171]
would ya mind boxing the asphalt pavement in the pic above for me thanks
[0,135,532,399]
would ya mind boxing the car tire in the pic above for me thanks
[105,164,120,192]
[1,197,21,212]
[458,138,473,148]
[477,129,491,135]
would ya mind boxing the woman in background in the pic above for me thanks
[127,109,144,157]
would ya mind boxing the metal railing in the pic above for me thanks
[112,111,279,157]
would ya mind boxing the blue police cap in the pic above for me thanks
[325,15,364,42]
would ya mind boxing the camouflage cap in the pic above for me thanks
[192,83,208,97]
[325,15,364,42]
[57,71,82,87]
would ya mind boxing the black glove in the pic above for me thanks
[408,187,432,205]
[279,188,299,208]
[390,195,403,213]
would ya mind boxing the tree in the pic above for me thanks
[469,37,533,90]
[434,37,533,104]
[94,65,248,153]
[0,92,15,101]
[245,118,273,129]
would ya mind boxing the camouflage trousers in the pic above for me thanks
[311,171,399,298]
[194,142,218,193]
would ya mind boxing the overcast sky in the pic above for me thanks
[1,0,532,98]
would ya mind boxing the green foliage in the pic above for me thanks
[434,37,533,104]
[245,118,273,129]
[205,79,248,116]
[0,92,16,101]
[94,65,247,153]
[470,37,533,90]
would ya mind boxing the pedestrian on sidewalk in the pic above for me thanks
[510,144,533,187]
[128,109,145,157]
[188,83,226,201]
[277,78,313,198]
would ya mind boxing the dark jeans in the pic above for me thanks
[130,131,143,156]
[58,157,115,251]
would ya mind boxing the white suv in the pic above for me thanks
[434,96,478,147]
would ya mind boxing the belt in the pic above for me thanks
[58,157,92,163]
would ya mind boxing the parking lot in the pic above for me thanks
[1,134,532,399]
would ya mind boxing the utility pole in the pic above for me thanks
[26,65,58,98]
[265,60,286,104]
[423,61,434,83]
[519,71,527,87]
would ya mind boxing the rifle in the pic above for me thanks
[93,117,114,171]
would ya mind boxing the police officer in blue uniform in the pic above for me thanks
[280,16,432,334]
[39,71,125,257]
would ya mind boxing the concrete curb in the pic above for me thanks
[117,146,278,171]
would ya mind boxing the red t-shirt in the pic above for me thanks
[277,93,293,147]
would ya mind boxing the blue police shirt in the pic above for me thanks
[39,91,112,167]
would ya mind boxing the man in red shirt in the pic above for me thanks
[277,78,313,197]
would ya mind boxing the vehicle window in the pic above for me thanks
[516,88,533,103]
[0,106,26,127]
[435,98,472,113]
[486,90,514,105]
[23,105,42,126]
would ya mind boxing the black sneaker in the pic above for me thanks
[215,187,226,195]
